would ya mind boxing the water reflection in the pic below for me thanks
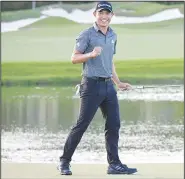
[2,95,184,131]
[1,87,184,163]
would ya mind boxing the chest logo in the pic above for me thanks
[111,40,114,44]
[76,42,80,47]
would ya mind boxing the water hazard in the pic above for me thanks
[2,86,184,164]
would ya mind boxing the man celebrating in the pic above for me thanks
[58,1,137,175]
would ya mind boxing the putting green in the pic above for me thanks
[2,163,183,179]
[2,17,183,62]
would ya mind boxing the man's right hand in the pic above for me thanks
[90,46,102,58]
[71,47,102,64]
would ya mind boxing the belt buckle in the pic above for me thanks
[105,78,110,82]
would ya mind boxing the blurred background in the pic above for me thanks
[1,1,184,164]
[1,1,184,61]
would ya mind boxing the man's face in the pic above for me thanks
[93,9,114,27]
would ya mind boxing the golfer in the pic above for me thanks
[58,1,137,175]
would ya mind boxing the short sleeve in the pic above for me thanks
[74,30,89,53]
[114,39,117,55]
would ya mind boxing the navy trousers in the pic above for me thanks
[60,77,121,164]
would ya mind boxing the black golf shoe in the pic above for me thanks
[107,163,137,174]
[57,159,72,175]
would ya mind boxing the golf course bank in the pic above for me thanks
[2,58,183,86]
[1,2,183,87]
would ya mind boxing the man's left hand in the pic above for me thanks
[117,82,132,90]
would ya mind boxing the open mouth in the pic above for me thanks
[101,20,108,23]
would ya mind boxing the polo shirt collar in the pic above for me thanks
[93,22,112,33]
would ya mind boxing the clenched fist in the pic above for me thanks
[90,46,102,58]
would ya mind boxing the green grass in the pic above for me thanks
[112,18,183,29]
[1,2,184,22]
[111,2,184,16]
[1,3,60,22]
[23,16,183,29]
[54,2,185,16]
[1,8,42,22]
[24,17,77,27]
[2,2,183,63]
[2,58,183,86]
[2,17,184,62]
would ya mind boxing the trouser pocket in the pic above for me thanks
[80,77,98,97]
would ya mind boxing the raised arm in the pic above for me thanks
[71,30,102,64]
[71,47,102,64]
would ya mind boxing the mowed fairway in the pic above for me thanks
[2,58,183,86]
[2,17,184,62]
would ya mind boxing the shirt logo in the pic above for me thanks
[111,40,114,44]
[76,42,80,47]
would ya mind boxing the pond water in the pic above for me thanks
[1,86,184,164]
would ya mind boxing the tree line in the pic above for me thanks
[1,1,184,12]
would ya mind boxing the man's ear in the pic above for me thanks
[93,11,96,17]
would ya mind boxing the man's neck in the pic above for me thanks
[96,23,109,35]
[100,27,108,35]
